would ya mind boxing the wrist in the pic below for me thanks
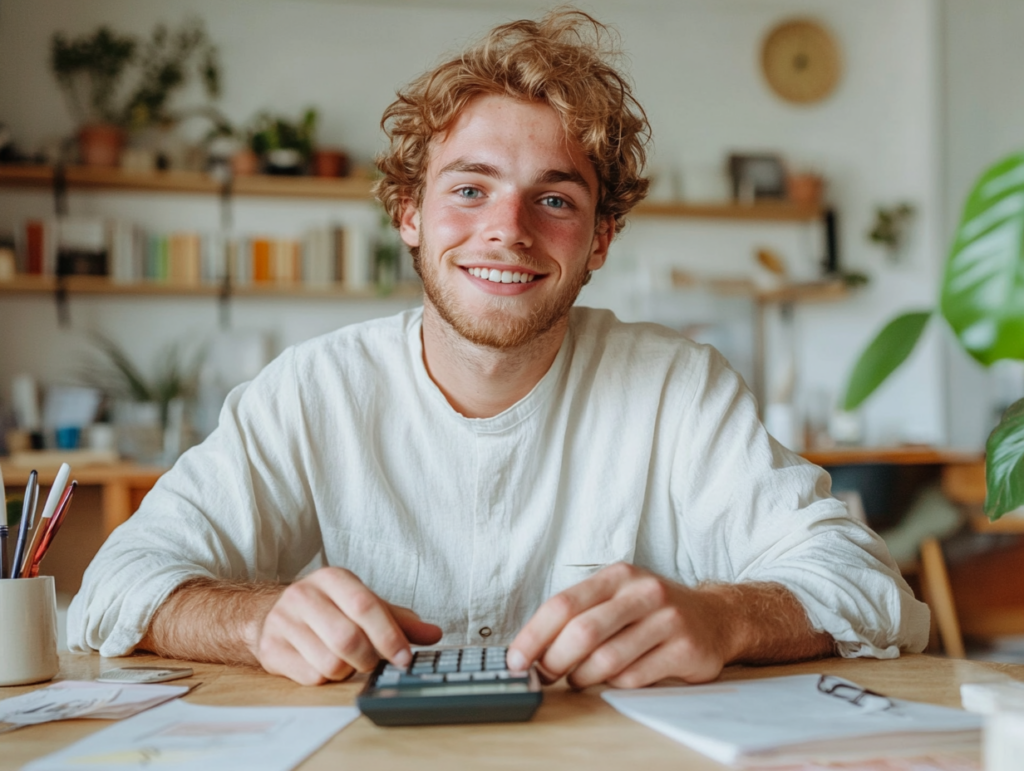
[692,583,754,665]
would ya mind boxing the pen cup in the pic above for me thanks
[0,576,59,686]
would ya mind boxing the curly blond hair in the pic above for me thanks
[374,8,650,234]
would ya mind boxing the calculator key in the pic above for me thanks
[445,672,473,682]
[418,673,446,683]
[471,672,499,681]
[436,662,459,674]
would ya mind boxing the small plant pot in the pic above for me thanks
[264,148,305,176]
[77,123,125,167]
[313,149,349,178]
[231,149,259,176]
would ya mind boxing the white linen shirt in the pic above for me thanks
[68,307,929,658]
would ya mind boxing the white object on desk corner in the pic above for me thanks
[986,711,1024,771]
[962,681,1024,715]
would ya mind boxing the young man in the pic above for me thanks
[69,11,928,688]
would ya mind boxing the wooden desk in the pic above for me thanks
[0,461,165,538]
[2,653,1019,769]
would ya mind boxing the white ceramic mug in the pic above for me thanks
[0,576,60,686]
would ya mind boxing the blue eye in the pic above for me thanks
[542,196,567,208]
[458,187,482,199]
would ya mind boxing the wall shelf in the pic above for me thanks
[0,164,374,200]
[0,275,422,300]
[0,165,824,221]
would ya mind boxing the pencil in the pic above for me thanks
[11,470,38,580]
[26,481,77,579]
[18,464,70,578]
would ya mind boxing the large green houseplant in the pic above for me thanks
[843,153,1024,521]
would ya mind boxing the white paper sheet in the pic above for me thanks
[602,674,983,766]
[23,700,360,771]
[0,680,190,729]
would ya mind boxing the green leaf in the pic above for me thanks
[941,152,1024,366]
[985,397,1024,520]
[842,311,932,411]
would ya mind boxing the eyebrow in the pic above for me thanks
[437,159,592,195]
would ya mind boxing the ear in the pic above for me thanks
[586,215,615,272]
[399,198,421,248]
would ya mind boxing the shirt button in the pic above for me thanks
[479,627,492,638]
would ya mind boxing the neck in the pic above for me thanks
[420,299,569,418]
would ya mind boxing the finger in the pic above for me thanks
[605,624,725,689]
[259,634,332,686]
[567,611,670,689]
[298,590,380,672]
[508,565,628,669]
[389,604,444,646]
[539,591,654,679]
[317,570,414,668]
[280,614,361,681]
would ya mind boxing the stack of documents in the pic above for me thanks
[0,680,189,731]
[602,674,983,766]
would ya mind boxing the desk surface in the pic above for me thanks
[3,653,1020,769]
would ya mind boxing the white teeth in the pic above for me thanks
[468,267,535,283]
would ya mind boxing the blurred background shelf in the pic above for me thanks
[0,165,824,221]
[0,274,422,300]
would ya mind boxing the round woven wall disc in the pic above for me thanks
[761,19,841,104]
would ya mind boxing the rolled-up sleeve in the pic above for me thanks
[670,348,930,658]
[67,348,322,657]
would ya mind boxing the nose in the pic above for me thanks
[481,194,533,251]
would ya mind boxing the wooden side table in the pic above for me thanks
[0,460,165,538]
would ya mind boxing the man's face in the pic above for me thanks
[399,95,612,350]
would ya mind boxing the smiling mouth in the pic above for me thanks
[465,267,539,284]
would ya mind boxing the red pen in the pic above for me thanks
[26,480,77,579]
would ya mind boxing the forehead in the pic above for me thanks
[427,95,597,188]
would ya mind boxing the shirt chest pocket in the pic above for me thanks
[320,526,420,610]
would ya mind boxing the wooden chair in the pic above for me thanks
[919,461,1024,658]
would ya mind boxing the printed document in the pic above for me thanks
[602,674,983,766]
[23,700,359,771]
[0,680,189,731]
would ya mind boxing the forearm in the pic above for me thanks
[699,582,835,666]
[138,578,284,667]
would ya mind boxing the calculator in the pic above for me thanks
[357,646,542,726]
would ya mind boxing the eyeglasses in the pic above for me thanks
[817,675,895,711]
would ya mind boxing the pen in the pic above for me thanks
[0,463,7,579]
[11,470,39,580]
[26,481,77,579]
[18,464,70,578]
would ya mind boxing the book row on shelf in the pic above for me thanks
[1,216,414,290]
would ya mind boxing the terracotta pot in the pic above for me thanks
[77,124,125,167]
[313,148,349,178]
[231,149,259,176]
[788,173,825,207]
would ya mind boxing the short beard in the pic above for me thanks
[414,238,592,351]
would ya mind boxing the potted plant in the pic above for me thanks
[81,334,206,463]
[50,19,221,167]
[843,153,1024,521]
[249,108,318,175]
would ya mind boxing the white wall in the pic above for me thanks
[941,0,1024,449]
[0,0,947,446]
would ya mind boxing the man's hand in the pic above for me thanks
[253,567,443,685]
[506,563,832,689]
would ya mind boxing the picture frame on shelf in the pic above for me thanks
[728,153,787,203]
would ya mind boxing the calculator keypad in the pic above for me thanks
[372,646,530,688]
